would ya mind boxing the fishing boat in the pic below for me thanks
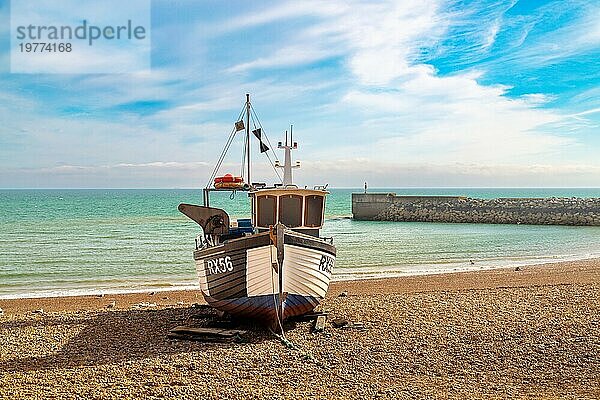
[179,94,335,328]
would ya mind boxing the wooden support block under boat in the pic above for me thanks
[313,315,327,332]
[290,311,329,322]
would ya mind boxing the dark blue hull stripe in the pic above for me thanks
[204,294,319,322]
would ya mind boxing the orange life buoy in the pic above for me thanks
[214,174,244,188]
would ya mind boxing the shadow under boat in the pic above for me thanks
[0,306,284,373]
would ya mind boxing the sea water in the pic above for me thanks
[1,188,600,298]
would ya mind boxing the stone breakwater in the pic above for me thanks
[352,193,600,226]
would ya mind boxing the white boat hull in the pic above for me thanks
[193,230,335,324]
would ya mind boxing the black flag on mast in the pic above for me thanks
[252,128,270,153]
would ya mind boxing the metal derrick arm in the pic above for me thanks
[203,94,281,207]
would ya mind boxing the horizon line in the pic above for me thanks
[2,187,600,190]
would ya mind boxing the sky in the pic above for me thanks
[0,0,599,188]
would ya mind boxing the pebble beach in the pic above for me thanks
[1,259,599,399]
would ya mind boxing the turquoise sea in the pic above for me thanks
[1,188,600,299]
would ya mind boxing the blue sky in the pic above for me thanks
[0,0,599,188]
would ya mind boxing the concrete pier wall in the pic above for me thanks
[351,193,600,226]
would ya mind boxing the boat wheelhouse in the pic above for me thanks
[251,187,327,236]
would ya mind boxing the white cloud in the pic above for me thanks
[297,159,600,187]
[337,61,568,165]
[503,5,600,66]
[572,107,600,117]
[11,44,151,74]
[520,93,556,106]
[228,45,335,73]
[342,2,447,85]
[270,1,574,166]
[9,0,151,74]
[5,159,600,188]
[38,161,209,173]
[482,19,500,50]
[225,0,447,84]
[215,1,343,34]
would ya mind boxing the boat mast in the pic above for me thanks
[246,93,251,185]
[277,125,299,186]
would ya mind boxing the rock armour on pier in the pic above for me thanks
[352,194,600,226]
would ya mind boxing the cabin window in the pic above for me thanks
[257,195,277,227]
[304,195,324,227]
[278,194,303,228]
